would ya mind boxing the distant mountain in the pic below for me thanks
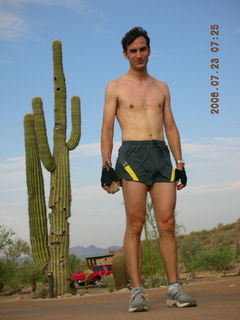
[69,244,121,258]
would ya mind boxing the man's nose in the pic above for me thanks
[136,50,142,59]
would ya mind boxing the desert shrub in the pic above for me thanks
[222,224,234,231]
[100,274,115,292]
[143,273,164,288]
[0,260,17,290]
[31,284,48,299]
[192,245,234,271]
[19,259,45,285]
[69,254,87,272]
[0,257,46,291]
[178,237,203,271]
[220,233,235,247]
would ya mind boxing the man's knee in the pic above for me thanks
[158,216,175,234]
[127,217,145,235]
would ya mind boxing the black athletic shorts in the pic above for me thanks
[115,140,175,186]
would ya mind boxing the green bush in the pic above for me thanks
[178,237,203,271]
[192,245,234,271]
[69,254,87,272]
[0,260,19,290]
[31,284,48,299]
[144,273,165,289]
[100,274,115,292]
[0,258,46,291]
[17,259,46,287]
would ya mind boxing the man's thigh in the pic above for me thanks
[149,182,176,224]
[122,179,148,221]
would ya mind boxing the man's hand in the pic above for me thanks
[175,168,187,190]
[101,166,120,194]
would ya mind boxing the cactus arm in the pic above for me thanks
[24,113,50,270]
[66,96,81,150]
[32,97,55,172]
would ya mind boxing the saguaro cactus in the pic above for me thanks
[24,40,81,297]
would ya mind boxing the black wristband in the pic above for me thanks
[175,168,187,186]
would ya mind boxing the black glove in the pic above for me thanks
[101,167,119,188]
[175,168,187,186]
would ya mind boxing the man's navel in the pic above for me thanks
[129,104,134,109]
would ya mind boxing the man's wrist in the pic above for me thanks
[176,160,185,165]
[175,160,185,170]
[102,160,112,168]
[176,164,184,170]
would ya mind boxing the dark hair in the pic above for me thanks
[121,27,150,52]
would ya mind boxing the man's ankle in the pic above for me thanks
[131,286,144,292]
[168,282,179,291]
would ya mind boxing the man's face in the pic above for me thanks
[123,36,150,70]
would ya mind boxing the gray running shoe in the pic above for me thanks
[128,287,148,312]
[167,285,197,307]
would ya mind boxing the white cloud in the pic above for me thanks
[0,156,25,169]
[183,137,240,158]
[184,180,240,194]
[72,141,121,159]
[0,11,26,39]
[182,137,240,172]
[0,156,26,192]
[0,0,104,39]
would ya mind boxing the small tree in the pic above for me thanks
[0,225,31,289]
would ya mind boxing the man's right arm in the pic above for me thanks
[101,81,118,167]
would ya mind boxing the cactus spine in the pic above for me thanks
[24,40,81,297]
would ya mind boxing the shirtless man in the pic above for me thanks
[101,27,196,312]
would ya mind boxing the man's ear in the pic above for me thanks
[123,50,128,60]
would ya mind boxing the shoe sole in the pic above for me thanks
[128,306,149,312]
[167,299,197,308]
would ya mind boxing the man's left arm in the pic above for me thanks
[162,83,186,190]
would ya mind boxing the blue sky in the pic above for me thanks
[0,0,239,248]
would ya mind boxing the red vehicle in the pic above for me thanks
[72,264,113,286]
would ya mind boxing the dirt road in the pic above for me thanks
[1,277,240,320]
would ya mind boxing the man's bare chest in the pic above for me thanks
[117,85,165,110]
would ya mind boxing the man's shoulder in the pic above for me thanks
[105,74,128,93]
[106,74,127,86]
[151,77,169,90]
[150,77,170,98]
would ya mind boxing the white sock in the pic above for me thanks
[168,282,179,291]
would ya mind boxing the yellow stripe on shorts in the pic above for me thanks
[170,168,175,182]
[124,165,139,182]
